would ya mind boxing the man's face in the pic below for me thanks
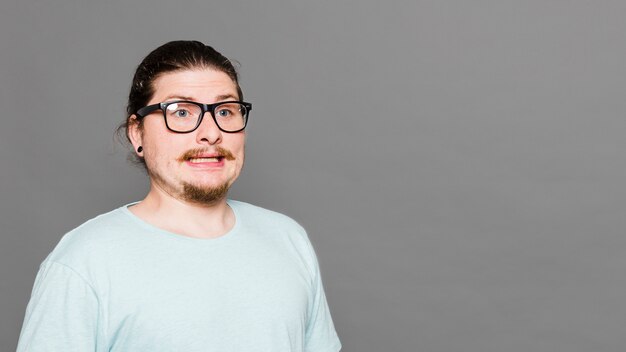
[129,68,245,205]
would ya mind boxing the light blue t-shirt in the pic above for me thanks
[17,200,341,352]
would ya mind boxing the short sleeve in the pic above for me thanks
[17,261,101,352]
[304,252,342,352]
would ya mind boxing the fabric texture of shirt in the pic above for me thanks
[17,200,341,352]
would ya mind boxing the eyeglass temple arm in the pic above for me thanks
[135,104,162,118]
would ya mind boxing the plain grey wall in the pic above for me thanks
[2,1,626,351]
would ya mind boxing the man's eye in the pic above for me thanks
[166,103,198,119]
[216,109,232,117]
[174,110,190,118]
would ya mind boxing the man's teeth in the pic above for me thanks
[189,157,220,163]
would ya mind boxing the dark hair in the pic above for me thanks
[117,40,243,167]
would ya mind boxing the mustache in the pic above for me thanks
[177,146,236,162]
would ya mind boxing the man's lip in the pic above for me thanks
[188,154,223,159]
[186,158,225,166]
[178,147,236,162]
[186,155,224,165]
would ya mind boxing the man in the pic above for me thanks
[17,40,341,352]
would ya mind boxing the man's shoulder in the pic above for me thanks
[229,200,318,269]
[45,204,134,266]
[229,199,306,232]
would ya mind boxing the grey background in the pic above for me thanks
[2,1,626,351]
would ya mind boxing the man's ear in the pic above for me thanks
[128,115,144,155]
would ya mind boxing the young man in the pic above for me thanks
[17,41,341,352]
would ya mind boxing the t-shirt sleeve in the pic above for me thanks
[304,250,342,352]
[17,261,101,352]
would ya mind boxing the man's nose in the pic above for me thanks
[195,113,222,145]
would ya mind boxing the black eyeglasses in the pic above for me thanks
[136,100,252,133]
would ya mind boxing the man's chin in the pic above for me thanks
[181,182,230,205]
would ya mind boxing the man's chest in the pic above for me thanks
[100,244,311,351]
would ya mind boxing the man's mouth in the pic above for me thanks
[188,156,224,163]
[178,147,235,163]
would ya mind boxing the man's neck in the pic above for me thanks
[128,187,235,239]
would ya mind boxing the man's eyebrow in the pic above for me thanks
[163,95,195,102]
[215,94,239,101]
[162,94,239,102]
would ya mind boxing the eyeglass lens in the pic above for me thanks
[164,102,247,132]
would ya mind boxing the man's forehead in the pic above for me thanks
[151,69,239,103]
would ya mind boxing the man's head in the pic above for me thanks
[120,41,249,205]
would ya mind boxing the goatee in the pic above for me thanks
[181,181,230,206]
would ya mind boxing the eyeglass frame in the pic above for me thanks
[135,100,252,133]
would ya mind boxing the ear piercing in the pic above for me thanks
[137,146,143,153]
